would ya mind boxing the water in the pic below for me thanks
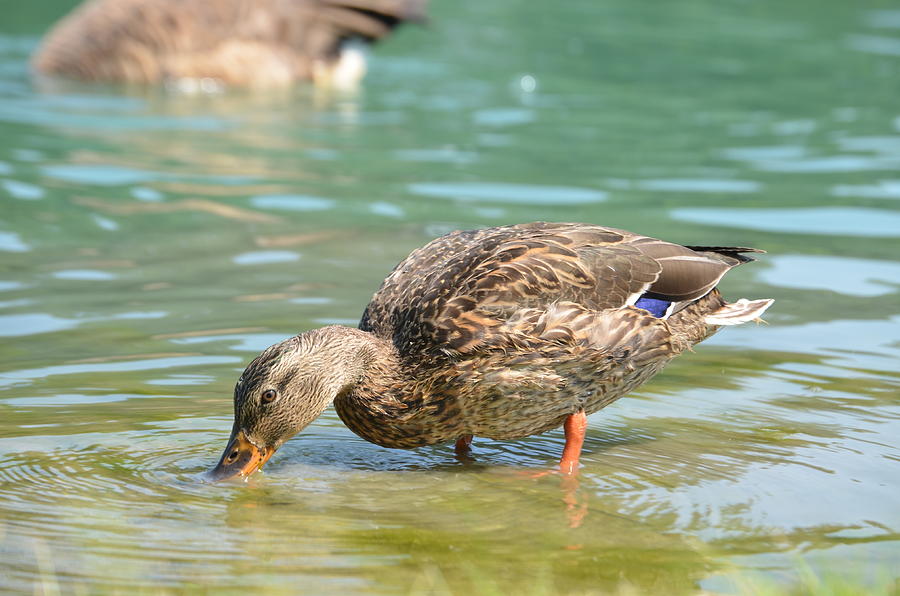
[1,0,899,593]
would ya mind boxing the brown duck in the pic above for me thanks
[209,222,773,480]
[32,0,426,88]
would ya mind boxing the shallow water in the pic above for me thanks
[1,0,899,593]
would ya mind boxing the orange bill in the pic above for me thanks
[207,428,275,482]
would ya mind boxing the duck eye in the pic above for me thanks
[261,389,278,403]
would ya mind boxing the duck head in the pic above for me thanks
[207,326,376,481]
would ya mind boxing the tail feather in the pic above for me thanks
[704,298,774,326]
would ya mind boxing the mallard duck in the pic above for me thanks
[32,0,426,88]
[208,222,773,480]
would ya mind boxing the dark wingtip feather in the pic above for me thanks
[329,0,429,28]
[685,246,766,264]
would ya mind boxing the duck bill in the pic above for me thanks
[207,428,275,482]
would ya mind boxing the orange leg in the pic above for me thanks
[559,410,587,475]
[454,434,473,456]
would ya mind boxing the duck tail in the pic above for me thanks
[703,298,774,326]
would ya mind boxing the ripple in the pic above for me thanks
[0,313,78,337]
[112,310,167,320]
[0,355,240,389]
[12,148,43,162]
[0,280,24,291]
[2,178,44,200]
[409,182,607,205]
[865,9,900,28]
[709,315,900,370]
[0,432,228,547]
[250,194,336,211]
[93,215,119,231]
[472,108,535,127]
[0,230,29,252]
[232,250,300,265]
[369,201,405,217]
[169,332,286,352]
[772,119,816,135]
[836,136,900,154]
[393,148,478,163]
[846,34,900,56]
[145,374,215,386]
[635,178,761,193]
[272,429,459,474]
[831,180,900,199]
[671,207,900,237]
[42,163,158,186]
[52,269,117,281]
[722,144,900,171]
[300,148,337,160]
[0,420,449,594]
[5,392,160,407]
[0,444,178,505]
[0,298,29,308]
[760,255,900,296]
[0,95,226,131]
[755,155,900,172]
[721,145,806,161]
[130,186,164,201]
[290,297,333,305]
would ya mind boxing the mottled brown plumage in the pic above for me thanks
[32,0,426,88]
[209,222,773,480]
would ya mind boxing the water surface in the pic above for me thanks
[1,0,899,593]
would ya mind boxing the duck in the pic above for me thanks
[32,0,427,89]
[208,222,773,481]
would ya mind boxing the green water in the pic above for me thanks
[1,0,899,593]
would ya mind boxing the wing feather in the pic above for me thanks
[360,222,762,355]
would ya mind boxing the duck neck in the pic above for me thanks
[331,328,455,449]
[311,325,403,389]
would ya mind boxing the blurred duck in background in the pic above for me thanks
[32,0,427,90]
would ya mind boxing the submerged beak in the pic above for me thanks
[207,427,275,482]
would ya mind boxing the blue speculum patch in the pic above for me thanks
[634,296,671,318]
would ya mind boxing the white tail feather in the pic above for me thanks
[314,41,368,90]
[704,298,774,326]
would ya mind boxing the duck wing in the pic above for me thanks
[361,222,762,354]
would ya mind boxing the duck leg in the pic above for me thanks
[454,434,473,456]
[559,410,587,475]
